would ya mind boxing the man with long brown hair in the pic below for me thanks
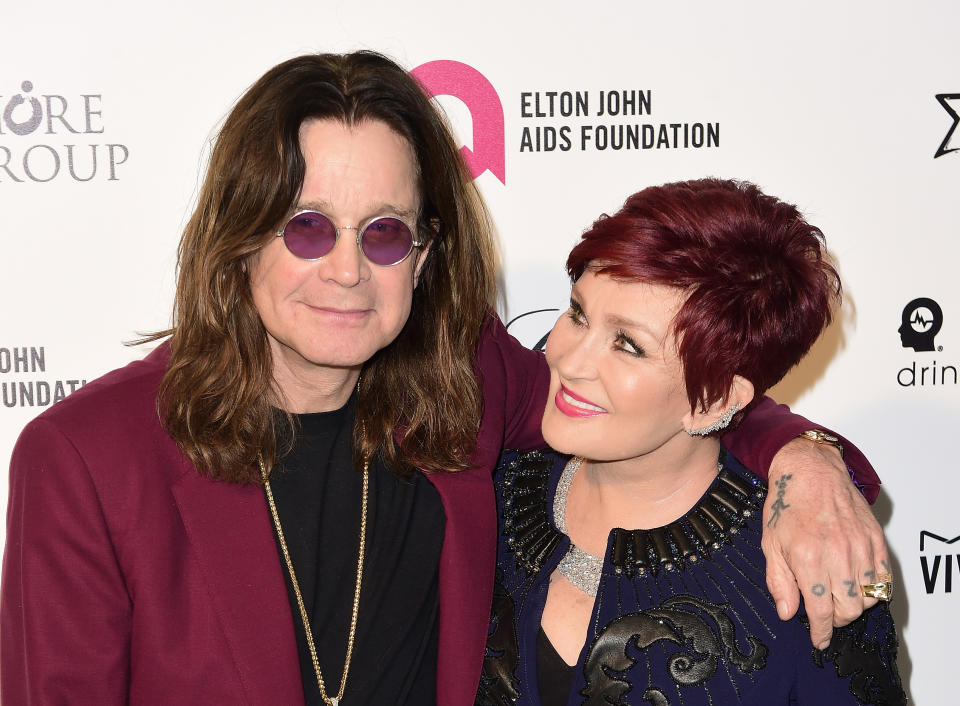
[2,52,887,705]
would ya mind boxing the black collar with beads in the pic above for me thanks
[499,449,766,580]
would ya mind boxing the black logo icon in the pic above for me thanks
[899,297,943,352]
[505,309,559,352]
[921,531,960,551]
[935,93,960,159]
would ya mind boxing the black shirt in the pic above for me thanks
[537,627,574,705]
[267,393,445,705]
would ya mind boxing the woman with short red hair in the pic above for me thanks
[478,179,903,705]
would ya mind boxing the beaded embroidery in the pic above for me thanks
[484,451,906,706]
[502,450,765,588]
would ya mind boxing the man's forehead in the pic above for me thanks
[296,119,421,218]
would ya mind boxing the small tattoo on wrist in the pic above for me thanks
[812,583,826,597]
[843,579,856,597]
[766,473,793,528]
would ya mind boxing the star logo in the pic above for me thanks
[934,93,960,158]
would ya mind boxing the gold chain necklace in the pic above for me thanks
[259,454,369,706]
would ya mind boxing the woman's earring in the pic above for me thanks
[687,402,740,436]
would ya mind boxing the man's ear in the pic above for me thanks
[412,240,432,288]
[412,218,440,288]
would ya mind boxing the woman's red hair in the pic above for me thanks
[567,178,842,413]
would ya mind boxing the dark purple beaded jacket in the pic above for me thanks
[477,450,904,706]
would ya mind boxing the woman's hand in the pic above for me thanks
[760,437,889,650]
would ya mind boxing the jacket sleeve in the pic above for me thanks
[723,396,881,503]
[1,418,131,704]
[475,314,550,454]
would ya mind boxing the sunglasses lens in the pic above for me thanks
[282,212,337,260]
[361,218,415,265]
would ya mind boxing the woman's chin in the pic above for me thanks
[541,423,585,458]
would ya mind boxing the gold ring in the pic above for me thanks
[860,573,893,602]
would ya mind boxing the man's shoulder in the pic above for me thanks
[15,343,174,465]
[39,343,169,427]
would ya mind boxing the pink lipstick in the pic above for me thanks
[554,384,607,418]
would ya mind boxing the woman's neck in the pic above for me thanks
[564,437,721,555]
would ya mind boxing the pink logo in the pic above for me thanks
[411,60,505,184]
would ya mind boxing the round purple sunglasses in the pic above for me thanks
[277,210,424,266]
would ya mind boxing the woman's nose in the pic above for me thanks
[552,329,599,382]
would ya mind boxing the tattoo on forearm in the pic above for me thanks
[812,583,826,596]
[844,579,857,597]
[766,473,793,528]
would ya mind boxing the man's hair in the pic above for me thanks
[566,178,841,413]
[149,52,497,482]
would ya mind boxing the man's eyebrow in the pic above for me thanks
[295,200,417,222]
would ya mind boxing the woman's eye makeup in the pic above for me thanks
[567,298,646,357]
[567,300,587,326]
[614,330,645,357]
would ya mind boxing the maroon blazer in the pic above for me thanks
[1,319,879,705]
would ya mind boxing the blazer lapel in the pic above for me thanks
[171,466,304,705]
[426,465,497,706]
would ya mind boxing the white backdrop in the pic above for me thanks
[2,1,957,702]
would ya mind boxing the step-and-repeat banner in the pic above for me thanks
[2,1,956,702]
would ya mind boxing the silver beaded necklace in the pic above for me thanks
[553,455,725,596]
[553,457,605,596]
